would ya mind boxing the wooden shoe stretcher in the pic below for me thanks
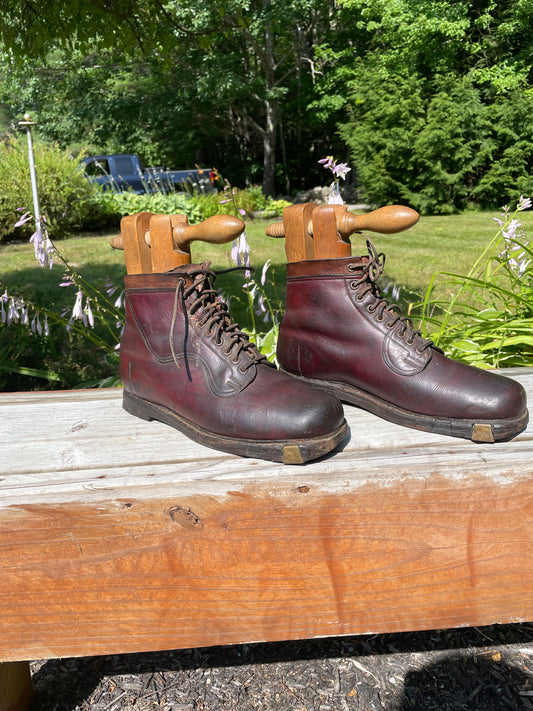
[110,211,245,273]
[1,207,531,710]
[265,202,420,261]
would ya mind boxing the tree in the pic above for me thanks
[313,0,533,211]
[0,0,340,195]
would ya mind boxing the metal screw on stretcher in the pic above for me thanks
[110,212,246,274]
[265,203,420,261]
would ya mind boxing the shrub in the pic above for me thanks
[0,134,103,240]
[341,68,533,214]
[97,190,204,224]
[419,197,533,368]
[92,184,291,225]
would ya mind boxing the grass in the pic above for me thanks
[1,208,531,390]
[3,209,532,310]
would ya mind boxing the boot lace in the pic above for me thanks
[170,266,269,377]
[348,239,434,353]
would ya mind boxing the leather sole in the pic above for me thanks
[285,375,529,443]
[123,390,349,464]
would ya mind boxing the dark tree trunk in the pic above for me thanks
[262,99,277,196]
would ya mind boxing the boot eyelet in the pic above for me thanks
[415,345,426,354]
[367,304,377,313]
[387,322,397,330]
[347,263,357,272]
[231,357,240,364]
[376,314,384,322]
[239,365,248,373]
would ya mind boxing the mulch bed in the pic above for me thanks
[29,623,533,710]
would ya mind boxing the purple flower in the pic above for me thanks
[255,292,267,315]
[84,300,95,328]
[517,195,532,211]
[60,274,75,287]
[231,231,251,270]
[7,297,20,325]
[331,162,351,180]
[319,156,351,181]
[29,218,54,269]
[113,291,124,309]
[31,314,43,336]
[502,219,520,241]
[318,156,334,170]
[14,211,32,227]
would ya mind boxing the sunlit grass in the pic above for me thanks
[2,209,532,316]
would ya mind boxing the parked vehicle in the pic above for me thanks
[82,154,216,193]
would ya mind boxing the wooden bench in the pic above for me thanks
[2,367,532,710]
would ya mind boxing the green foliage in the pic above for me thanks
[0,133,104,240]
[0,0,345,196]
[260,199,292,218]
[2,0,533,214]
[90,185,287,227]
[338,68,533,214]
[0,0,166,59]
[98,191,204,224]
[314,0,533,213]
[419,199,533,367]
[0,223,124,390]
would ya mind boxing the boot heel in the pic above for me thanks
[122,391,155,422]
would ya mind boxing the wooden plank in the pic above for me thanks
[0,662,32,711]
[1,369,532,662]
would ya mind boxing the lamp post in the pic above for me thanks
[17,113,41,226]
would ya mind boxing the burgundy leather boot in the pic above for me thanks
[119,263,347,463]
[277,240,528,442]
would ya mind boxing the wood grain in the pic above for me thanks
[281,203,316,262]
[149,214,188,272]
[1,369,532,662]
[312,205,352,259]
[120,212,153,275]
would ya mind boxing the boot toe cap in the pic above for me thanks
[245,367,345,441]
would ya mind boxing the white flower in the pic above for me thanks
[261,259,271,286]
[84,300,95,328]
[72,290,84,320]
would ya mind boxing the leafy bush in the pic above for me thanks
[92,184,291,226]
[340,68,533,214]
[97,190,204,224]
[419,197,533,367]
[0,133,104,240]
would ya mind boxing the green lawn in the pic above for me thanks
[2,208,531,318]
[1,208,531,390]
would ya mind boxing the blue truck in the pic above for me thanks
[82,154,216,194]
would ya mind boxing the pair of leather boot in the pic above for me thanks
[117,208,528,464]
[116,211,347,464]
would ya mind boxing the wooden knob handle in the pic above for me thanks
[334,204,419,237]
[265,204,419,239]
[265,222,285,238]
[110,234,123,249]
[111,213,245,253]
[172,214,245,254]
